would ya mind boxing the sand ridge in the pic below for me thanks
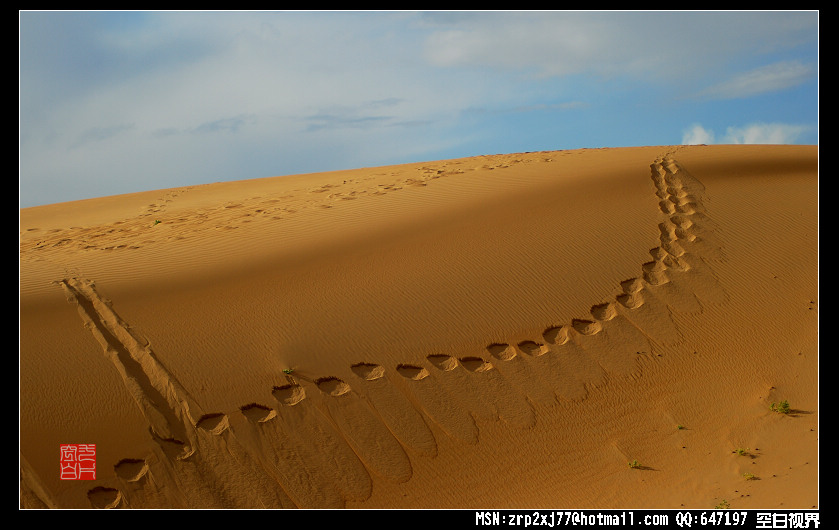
[19,145,818,509]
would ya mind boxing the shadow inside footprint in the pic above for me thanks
[114,458,149,482]
[316,376,352,396]
[240,403,277,423]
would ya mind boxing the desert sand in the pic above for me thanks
[20,144,817,510]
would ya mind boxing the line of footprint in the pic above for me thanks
[22,153,563,257]
[77,153,727,509]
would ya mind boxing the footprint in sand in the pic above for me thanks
[659,220,682,246]
[542,326,566,345]
[195,413,230,435]
[590,302,618,322]
[661,239,687,260]
[425,355,499,424]
[314,376,413,483]
[650,247,685,271]
[238,384,370,508]
[273,383,306,405]
[426,354,458,371]
[530,326,594,402]
[396,364,430,380]
[114,458,149,482]
[583,302,653,377]
[485,343,556,408]
[195,411,299,508]
[616,278,682,346]
[112,457,185,508]
[350,362,438,457]
[671,219,698,245]
[616,291,644,310]
[658,200,677,215]
[642,257,704,315]
[150,410,290,509]
[671,215,726,261]
[239,403,277,423]
[517,340,550,356]
[457,357,536,429]
[550,326,610,394]
[670,253,729,305]
[315,376,352,396]
[351,362,386,380]
[572,318,602,336]
[393,363,480,444]
[88,486,123,509]
[642,259,670,286]
[487,343,516,361]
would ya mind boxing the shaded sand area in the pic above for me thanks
[20,144,817,509]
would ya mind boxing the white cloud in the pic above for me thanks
[682,124,715,145]
[722,123,809,144]
[682,122,809,145]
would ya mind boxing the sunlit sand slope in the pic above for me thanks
[20,144,817,509]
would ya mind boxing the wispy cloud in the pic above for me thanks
[152,127,180,138]
[301,99,416,132]
[421,11,817,82]
[463,100,589,116]
[422,12,654,78]
[70,123,135,148]
[192,115,255,135]
[693,61,816,100]
[303,114,393,132]
[512,101,589,113]
[19,11,818,207]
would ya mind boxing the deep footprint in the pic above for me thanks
[350,362,438,457]
[394,363,480,444]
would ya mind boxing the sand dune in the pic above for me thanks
[20,144,818,509]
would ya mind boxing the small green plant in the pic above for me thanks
[743,472,756,480]
[715,499,730,509]
[734,447,749,456]
[676,424,685,430]
[153,219,161,226]
[770,400,791,414]
[282,368,294,374]
[628,459,641,469]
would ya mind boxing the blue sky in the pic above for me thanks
[19,11,818,208]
